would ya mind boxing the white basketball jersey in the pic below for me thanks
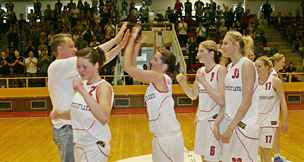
[257,75,280,127]
[144,74,181,135]
[71,80,113,144]
[197,65,221,120]
[225,57,258,124]
[271,68,278,77]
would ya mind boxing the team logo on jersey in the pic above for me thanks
[199,88,207,93]
[225,85,241,91]
[71,102,91,111]
[144,93,156,102]
[259,96,274,100]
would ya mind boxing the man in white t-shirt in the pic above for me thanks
[48,23,128,162]
[25,51,38,77]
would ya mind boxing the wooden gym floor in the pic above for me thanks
[0,110,303,162]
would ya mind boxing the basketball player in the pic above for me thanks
[243,35,256,61]
[255,56,288,162]
[220,31,260,162]
[72,47,113,162]
[270,53,288,161]
[176,40,226,162]
[270,53,285,77]
[48,23,128,162]
[123,26,184,162]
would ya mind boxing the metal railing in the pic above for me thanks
[0,73,303,88]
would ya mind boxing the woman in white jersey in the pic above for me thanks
[255,56,288,162]
[270,53,286,77]
[71,47,114,162]
[123,26,184,162]
[220,31,260,162]
[270,53,288,160]
[176,40,226,162]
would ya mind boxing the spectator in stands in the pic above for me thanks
[10,49,25,87]
[139,1,149,23]
[37,49,50,76]
[33,0,42,19]
[104,19,115,41]
[0,50,10,77]
[165,7,176,23]
[6,26,19,50]
[184,0,192,17]
[178,18,188,47]
[234,2,244,26]
[25,51,38,77]
[261,0,273,24]
[196,22,207,44]
[76,34,88,49]
[6,9,17,27]
[89,36,101,47]
[67,0,75,11]
[194,0,204,22]
[5,0,14,12]
[224,7,234,30]
[174,0,183,20]
[187,36,197,64]
[55,0,63,17]
[10,49,25,76]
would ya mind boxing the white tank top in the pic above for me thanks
[271,68,278,77]
[71,80,113,144]
[144,74,181,136]
[197,64,221,120]
[225,57,258,125]
[257,74,280,127]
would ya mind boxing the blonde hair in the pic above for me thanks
[256,56,273,69]
[200,40,221,63]
[51,33,72,57]
[270,53,285,64]
[243,35,254,52]
[225,31,245,55]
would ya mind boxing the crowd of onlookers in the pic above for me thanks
[0,0,303,87]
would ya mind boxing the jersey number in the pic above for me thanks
[266,135,272,143]
[232,157,242,162]
[210,145,215,156]
[232,68,239,79]
[265,82,272,90]
[89,86,97,96]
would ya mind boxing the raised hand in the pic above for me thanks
[176,73,187,83]
[119,29,130,49]
[115,22,128,43]
[73,79,85,93]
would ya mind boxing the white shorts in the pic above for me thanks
[222,122,260,162]
[74,141,110,162]
[259,127,277,149]
[152,131,184,162]
[194,118,222,161]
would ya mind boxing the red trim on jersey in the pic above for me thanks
[236,127,258,140]
[205,64,217,74]
[96,86,101,103]
[235,129,255,162]
[152,75,169,93]
[149,95,170,121]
